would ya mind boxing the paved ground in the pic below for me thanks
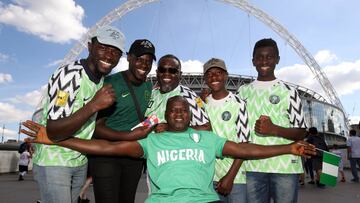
[1,169,359,203]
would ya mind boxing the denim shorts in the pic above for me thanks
[213,182,247,203]
[33,163,87,203]
[246,172,299,203]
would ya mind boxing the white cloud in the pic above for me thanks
[0,102,33,124]
[0,0,87,43]
[276,59,360,97]
[110,58,204,76]
[0,73,13,84]
[2,128,18,141]
[314,50,338,65]
[9,86,46,107]
[0,52,9,62]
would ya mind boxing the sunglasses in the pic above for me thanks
[157,66,179,74]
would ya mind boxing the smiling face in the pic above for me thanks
[252,46,280,81]
[127,53,153,84]
[204,67,228,94]
[165,96,191,132]
[156,56,181,93]
[88,38,122,77]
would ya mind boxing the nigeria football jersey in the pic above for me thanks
[138,128,227,203]
[145,85,209,126]
[237,79,306,174]
[33,59,103,167]
[205,92,250,183]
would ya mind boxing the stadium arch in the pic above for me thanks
[61,0,345,116]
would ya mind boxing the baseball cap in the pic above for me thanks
[128,39,156,60]
[94,25,125,53]
[203,58,227,73]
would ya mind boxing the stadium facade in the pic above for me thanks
[148,73,348,146]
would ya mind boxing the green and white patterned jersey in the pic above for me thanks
[204,92,250,184]
[138,128,227,203]
[237,79,306,174]
[145,85,209,126]
[33,60,103,167]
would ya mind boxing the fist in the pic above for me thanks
[254,115,276,135]
[91,84,116,111]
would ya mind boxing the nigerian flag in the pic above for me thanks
[320,151,341,186]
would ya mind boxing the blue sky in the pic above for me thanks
[0,0,359,141]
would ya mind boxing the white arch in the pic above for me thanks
[61,0,345,114]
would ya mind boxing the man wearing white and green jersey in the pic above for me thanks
[145,54,210,129]
[203,58,250,203]
[32,26,125,203]
[237,38,306,203]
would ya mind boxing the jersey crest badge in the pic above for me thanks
[55,90,69,107]
[222,111,231,121]
[269,95,280,104]
[190,133,201,143]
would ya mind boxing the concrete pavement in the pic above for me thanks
[1,169,359,203]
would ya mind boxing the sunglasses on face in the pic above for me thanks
[157,66,179,74]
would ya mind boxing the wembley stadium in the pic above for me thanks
[148,73,349,146]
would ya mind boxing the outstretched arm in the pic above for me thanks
[255,115,306,141]
[22,120,144,158]
[222,140,315,160]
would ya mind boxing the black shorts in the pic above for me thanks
[19,165,28,172]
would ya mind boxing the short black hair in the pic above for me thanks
[158,54,181,70]
[350,129,357,136]
[309,127,318,135]
[253,38,279,57]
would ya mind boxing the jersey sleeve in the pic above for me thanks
[234,95,250,143]
[287,87,307,128]
[179,86,209,126]
[46,64,81,120]
[212,132,227,159]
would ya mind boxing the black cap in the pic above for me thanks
[128,39,156,60]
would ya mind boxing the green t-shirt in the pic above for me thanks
[33,60,103,167]
[237,79,306,174]
[145,85,209,126]
[138,128,227,203]
[99,71,152,131]
[204,92,250,184]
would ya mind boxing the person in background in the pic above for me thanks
[331,144,346,182]
[18,143,33,181]
[307,127,328,188]
[347,129,360,182]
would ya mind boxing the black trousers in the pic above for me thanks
[89,156,144,203]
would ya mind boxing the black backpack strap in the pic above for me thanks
[121,71,145,122]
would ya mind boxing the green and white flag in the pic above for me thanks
[320,151,341,186]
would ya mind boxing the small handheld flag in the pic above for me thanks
[320,151,341,186]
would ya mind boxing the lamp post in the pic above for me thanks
[1,124,4,143]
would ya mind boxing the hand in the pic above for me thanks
[200,88,210,102]
[290,141,316,158]
[254,115,277,135]
[21,120,54,145]
[215,175,234,196]
[154,123,168,133]
[131,126,153,139]
[90,84,116,111]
